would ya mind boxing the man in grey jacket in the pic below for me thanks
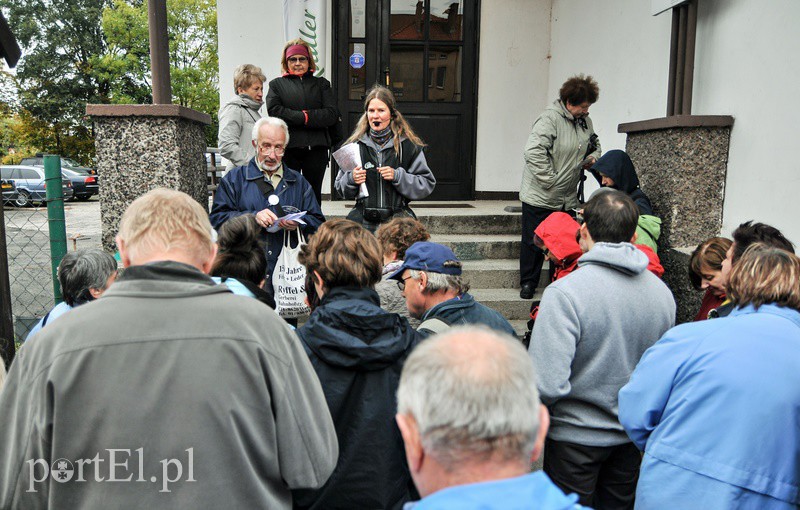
[0,189,338,509]
[529,190,675,510]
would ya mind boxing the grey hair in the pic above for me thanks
[58,249,118,306]
[396,326,540,470]
[251,116,290,146]
[408,269,470,294]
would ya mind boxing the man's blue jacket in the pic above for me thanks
[209,159,325,286]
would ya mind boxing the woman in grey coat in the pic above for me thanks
[218,64,266,171]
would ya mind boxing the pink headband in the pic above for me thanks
[285,45,310,60]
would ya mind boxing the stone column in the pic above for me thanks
[618,115,734,323]
[86,104,211,252]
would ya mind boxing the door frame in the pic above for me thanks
[331,0,481,200]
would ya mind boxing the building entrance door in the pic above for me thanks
[334,0,479,200]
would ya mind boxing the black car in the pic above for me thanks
[62,168,99,201]
[1,178,17,205]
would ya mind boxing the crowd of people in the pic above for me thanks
[0,66,798,510]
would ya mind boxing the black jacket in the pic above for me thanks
[266,73,339,149]
[293,287,419,510]
[590,149,654,215]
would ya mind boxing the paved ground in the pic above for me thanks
[3,198,102,339]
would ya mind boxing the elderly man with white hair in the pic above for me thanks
[0,188,338,509]
[395,326,586,509]
[210,116,325,298]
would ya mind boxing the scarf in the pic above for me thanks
[369,126,393,147]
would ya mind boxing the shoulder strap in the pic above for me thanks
[418,317,451,335]
[254,176,274,198]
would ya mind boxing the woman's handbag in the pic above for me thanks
[272,230,311,318]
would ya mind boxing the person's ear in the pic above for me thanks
[579,222,590,240]
[313,270,326,298]
[418,271,427,291]
[396,413,424,473]
[631,231,638,244]
[200,243,218,275]
[116,236,133,268]
[252,139,258,149]
[530,404,550,463]
[88,287,103,300]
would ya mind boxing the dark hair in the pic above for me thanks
[731,221,794,264]
[375,217,431,260]
[298,219,383,290]
[728,244,800,312]
[583,189,639,244]
[559,74,599,106]
[688,237,732,289]
[211,215,267,286]
[58,249,118,306]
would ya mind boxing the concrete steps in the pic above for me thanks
[431,234,520,260]
[470,288,543,321]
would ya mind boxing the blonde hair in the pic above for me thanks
[280,38,317,74]
[117,188,214,264]
[345,85,426,154]
[298,219,382,290]
[728,243,800,312]
[233,64,266,92]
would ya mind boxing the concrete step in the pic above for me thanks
[510,319,531,338]
[462,259,550,290]
[431,234,520,260]
[415,214,521,235]
[470,288,543,321]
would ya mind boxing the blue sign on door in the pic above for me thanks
[349,52,365,69]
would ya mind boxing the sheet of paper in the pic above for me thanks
[266,211,308,233]
[333,143,368,198]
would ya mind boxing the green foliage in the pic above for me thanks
[0,0,220,158]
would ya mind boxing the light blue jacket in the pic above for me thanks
[406,472,586,510]
[619,304,800,508]
[25,301,73,341]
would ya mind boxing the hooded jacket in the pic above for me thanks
[218,94,262,170]
[294,286,419,510]
[521,100,601,210]
[590,150,653,215]
[534,212,583,280]
[529,243,675,447]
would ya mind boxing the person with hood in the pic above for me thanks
[219,64,265,171]
[529,190,675,509]
[520,74,601,300]
[294,218,419,510]
[267,39,340,205]
[335,85,436,233]
[590,149,662,253]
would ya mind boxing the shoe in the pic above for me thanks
[519,283,535,300]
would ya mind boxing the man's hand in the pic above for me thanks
[256,208,279,229]
[352,165,366,185]
[279,219,299,231]
[378,166,395,181]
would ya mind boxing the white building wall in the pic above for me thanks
[474,0,553,193]
[546,0,800,242]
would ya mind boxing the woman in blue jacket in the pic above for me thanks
[619,244,800,510]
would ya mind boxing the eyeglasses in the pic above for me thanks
[287,56,308,63]
[397,275,414,291]
[257,144,285,156]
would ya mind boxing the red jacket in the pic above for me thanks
[534,212,582,282]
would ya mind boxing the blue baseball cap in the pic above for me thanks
[388,242,462,280]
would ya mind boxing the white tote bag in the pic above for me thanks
[272,230,311,318]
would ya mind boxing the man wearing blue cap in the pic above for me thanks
[389,242,516,338]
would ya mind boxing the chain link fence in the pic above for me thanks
[3,203,56,341]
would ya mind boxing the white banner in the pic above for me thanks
[283,0,327,78]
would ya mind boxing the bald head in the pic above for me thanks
[397,326,541,468]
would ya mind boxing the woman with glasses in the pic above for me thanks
[335,85,436,233]
[266,39,340,206]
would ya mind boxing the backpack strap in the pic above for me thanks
[418,317,451,336]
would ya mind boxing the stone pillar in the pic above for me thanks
[86,104,211,252]
[618,115,734,323]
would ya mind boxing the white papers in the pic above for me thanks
[333,143,368,198]
[266,211,308,233]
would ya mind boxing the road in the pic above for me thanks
[3,198,101,340]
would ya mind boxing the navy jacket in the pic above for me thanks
[419,292,517,339]
[209,160,324,284]
[294,287,419,510]
[590,149,653,215]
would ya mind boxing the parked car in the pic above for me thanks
[0,165,74,207]
[20,154,97,175]
[62,168,99,201]
[1,178,17,205]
